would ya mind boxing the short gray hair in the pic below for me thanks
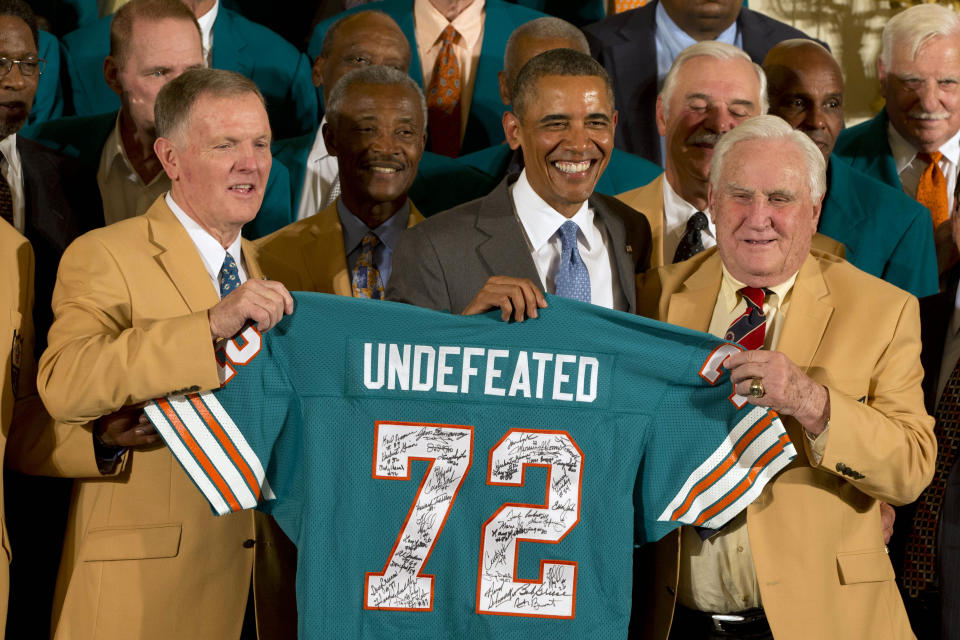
[325,65,426,126]
[512,48,613,120]
[880,3,960,69]
[660,41,768,119]
[710,114,826,202]
[503,17,589,85]
[155,68,265,141]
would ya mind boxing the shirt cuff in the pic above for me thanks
[804,421,830,465]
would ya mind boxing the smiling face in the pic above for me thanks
[880,33,960,153]
[765,45,844,162]
[0,15,38,139]
[503,73,616,217]
[659,55,761,205]
[157,91,272,245]
[710,137,821,287]
[323,82,425,225]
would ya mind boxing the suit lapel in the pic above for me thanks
[776,255,833,370]
[819,160,865,257]
[592,194,637,311]
[474,181,542,285]
[397,3,422,87]
[738,8,775,61]
[211,10,251,77]
[304,203,352,296]
[666,251,722,332]
[148,200,220,312]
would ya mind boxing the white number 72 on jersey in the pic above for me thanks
[365,422,583,619]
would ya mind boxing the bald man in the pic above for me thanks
[764,39,937,297]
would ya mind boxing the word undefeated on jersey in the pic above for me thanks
[145,294,795,638]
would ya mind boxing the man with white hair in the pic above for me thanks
[616,41,766,267]
[834,3,960,273]
[636,114,935,640]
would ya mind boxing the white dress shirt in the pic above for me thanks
[196,1,220,66]
[0,134,25,234]
[510,170,627,311]
[166,192,247,299]
[662,176,716,262]
[297,117,340,221]
[888,122,960,212]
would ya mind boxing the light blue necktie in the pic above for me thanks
[554,220,591,303]
[218,252,240,298]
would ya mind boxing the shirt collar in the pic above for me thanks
[165,191,243,283]
[337,197,411,253]
[414,0,485,50]
[717,263,798,315]
[888,117,960,172]
[511,169,596,252]
[196,0,220,59]
[309,116,331,164]
[0,133,19,173]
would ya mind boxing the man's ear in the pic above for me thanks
[503,111,521,151]
[104,56,122,98]
[655,95,667,137]
[312,56,325,89]
[322,120,338,157]
[497,70,510,106]
[154,136,179,180]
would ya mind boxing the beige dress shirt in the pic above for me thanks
[414,0,485,140]
[96,114,170,225]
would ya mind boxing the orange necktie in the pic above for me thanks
[615,0,647,12]
[916,151,949,228]
[426,25,462,158]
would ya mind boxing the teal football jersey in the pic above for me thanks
[145,294,795,638]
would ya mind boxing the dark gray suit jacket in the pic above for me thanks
[583,1,827,165]
[387,177,652,314]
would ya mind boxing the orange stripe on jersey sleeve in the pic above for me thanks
[189,395,262,501]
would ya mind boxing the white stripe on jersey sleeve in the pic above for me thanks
[201,393,276,500]
[145,399,232,516]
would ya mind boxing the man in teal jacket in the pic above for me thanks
[765,39,937,297]
[59,0,316,139]
[458,16,663,200]
[309,0,547,156]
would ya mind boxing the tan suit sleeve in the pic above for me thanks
[813,293,936,505]
[37,232,220,424]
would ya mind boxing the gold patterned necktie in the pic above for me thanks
[902,356,960,596]
[426,25,462,158]
[351,232,384,299]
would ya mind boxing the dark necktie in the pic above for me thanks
[218,253,240,298]
[673,211,708,263]
[0,156,13,227]
[902,356,960,596]
[426,25,462,158]
[697,286,769,540]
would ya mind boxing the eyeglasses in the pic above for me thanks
[0,57,46,77]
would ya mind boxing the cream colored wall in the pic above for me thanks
[750,0,895,125]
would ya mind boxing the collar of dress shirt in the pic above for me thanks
[196,0,220,60]
[511,169,596,252]
[101,112,165,186]
[888,118,960,173]
[662,174,716,239]
[414,0,484,50]
[0,132,21,188]
[166,191,244,291]
[717,263,797,316]
[337,196,411,254]
[309,116,332,165]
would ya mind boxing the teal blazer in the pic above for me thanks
[457,143,663,199]
[832,110,902,189]
[27,111,293,240]
[59,8,317,139]
[23,30,64,135]
[820,157,937,298]
[272,131,492,217]
[308,0,546,155]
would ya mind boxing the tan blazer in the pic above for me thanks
[617,175,846,267]
[635,248,935,640]
[255,199,425,294]
[37,198,295,640]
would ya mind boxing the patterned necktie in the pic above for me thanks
[426,25,462,158]
[554,220,591,303]
[614,0,645,12]
[0,151,13,227]
[322,175,341,211]
[916,151,949,229]
[673,211,708,263]
[902,356,960,596]
[351,232,384,299]
[218,252,240,298]
[695,286,770,540]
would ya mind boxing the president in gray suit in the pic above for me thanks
[388,49,651,318]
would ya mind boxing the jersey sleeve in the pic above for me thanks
[636,340,797,544]
[145,324,301,517]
